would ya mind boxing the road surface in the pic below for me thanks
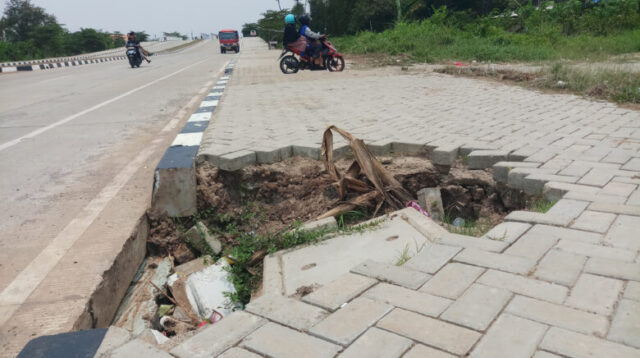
[0,39,232,355]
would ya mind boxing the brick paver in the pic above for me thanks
[309,297,392,346]
[136,38,640,357]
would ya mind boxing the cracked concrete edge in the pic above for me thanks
[259,208,442,298]
[73,213,148,330]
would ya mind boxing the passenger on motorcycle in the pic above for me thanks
[126,32,151,63]
[298,14,325,67]
[283,14,307,54]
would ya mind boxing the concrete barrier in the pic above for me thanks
[150,57,239,218]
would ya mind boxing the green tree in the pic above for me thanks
[29,22,65,57]
[257,9,288,42]
[112,31,125,47]
[135,30,149,41]
[292,0,306,16]
[1,0,57,42]
[242,23,259,36]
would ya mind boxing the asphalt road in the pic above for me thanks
[0,39,233,354]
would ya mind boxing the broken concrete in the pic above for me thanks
[112,257,172,335]
[185,260,237,319]
[184,221,222,255]
[417,187,445,221]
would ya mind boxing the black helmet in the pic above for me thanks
[299,13,311,26]
[128,31,135,36]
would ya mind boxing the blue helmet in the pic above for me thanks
[285,14,295,24]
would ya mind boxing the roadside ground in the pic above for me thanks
[18,37,640,357]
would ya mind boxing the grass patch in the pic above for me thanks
[198,202,384,305]
[437,63,640,104]
[395,244,412,266]
[334,21,640,64]
[527,197,557,213]
[536,63,640,104]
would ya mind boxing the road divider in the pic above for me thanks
[0,40,202,74]
[150,55,239,218]
[0,56,126,73]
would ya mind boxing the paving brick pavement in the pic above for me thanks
[95,38,640,357]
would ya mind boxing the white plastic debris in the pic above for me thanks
[185,259,237,319]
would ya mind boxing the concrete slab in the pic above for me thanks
[271,214,430,295]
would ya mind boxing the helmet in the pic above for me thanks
[299,13,311,26]
[285,14,295,24]
[128,31,135,36]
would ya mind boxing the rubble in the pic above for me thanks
[112,257,172,335]
[184,221,222,255]
[185,260,237,319]
[138,328,170,346]
[417,187,445,221]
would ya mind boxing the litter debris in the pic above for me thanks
[159,316,194,336]
[452,217,466,227]
[112,257,172,335]
[158,304,174,317]
[407,201,430,218]
[184,259,237,319]
[319,126,414,220]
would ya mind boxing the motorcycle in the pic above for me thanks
[126,46,142,68]
[279,37,345,74]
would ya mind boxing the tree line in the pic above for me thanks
[0,0,149,62]
[244,0,640,39]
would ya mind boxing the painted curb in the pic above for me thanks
[150,56,239,217]
[0,56,127,73]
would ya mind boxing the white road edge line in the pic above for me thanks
[0,59,206,152]
[0,60,230,327]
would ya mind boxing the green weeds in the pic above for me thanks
[443,214,494,237]
[528,197,557,213]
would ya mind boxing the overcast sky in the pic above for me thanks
[24,0,304,38]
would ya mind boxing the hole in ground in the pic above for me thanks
[122,154,556,335]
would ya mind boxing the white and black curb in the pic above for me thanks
[150,57,238,218]
[0,56,126,73]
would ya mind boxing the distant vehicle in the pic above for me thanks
[250,30,257,36]
[219,30,240,54]
[126,45,142,68]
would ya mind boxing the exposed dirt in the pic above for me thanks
[147,155,526,258]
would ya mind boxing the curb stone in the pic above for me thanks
[150,55,239,217]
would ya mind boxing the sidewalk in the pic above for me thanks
[196,38,640,357]
[42,37,640,357]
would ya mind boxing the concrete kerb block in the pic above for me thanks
[262,253,284,296]
[366,141,393,156]
[390,141,431,155]
[467,150,509,169]
[493,161,541,183]
[543,181,601,202]
[151,164,197,218]
[432,144,460,166]
[254,147,284,164]
[218,150,257,171]
[292,145,322,160]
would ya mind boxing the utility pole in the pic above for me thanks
[276,0,282,10]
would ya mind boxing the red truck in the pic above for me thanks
[219,29,240,54]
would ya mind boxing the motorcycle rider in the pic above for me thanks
[126,31,151,63]
[298,14,324,67]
